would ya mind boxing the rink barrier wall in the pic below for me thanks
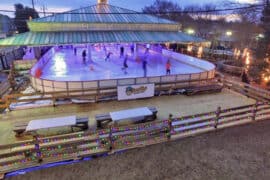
[162,49,216,71]
[30,71,215,94]
[29,49,216,93]
[30,48,55,77]
[4,77,270,111]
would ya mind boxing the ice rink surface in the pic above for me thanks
[40,45,204,81]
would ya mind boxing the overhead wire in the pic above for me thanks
[0,3,265,26]
[0,4,265,15]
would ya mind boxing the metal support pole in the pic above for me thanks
[33,135,43,163]
[31,0,35,9]
[109,125,113,150]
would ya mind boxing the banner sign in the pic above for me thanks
[117,84,155,101]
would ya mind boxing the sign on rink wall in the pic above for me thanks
[117,84,155,100]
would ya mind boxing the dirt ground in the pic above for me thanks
[0,89,255,144]
[6,117,270,180]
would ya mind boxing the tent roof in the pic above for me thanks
[0,31,207,46]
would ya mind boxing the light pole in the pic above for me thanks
[31,0,35,9]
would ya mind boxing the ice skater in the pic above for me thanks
[145,44,150,53]
[120,46,124,58]
[103,45,107,55]
[74,47,77,55]
[166,59,171,75]
[130,44,134,55]
[105,52,113,61]
[142,59,147,77]
[82,49,87,63]
[122,54,129,74]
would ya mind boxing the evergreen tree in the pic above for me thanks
[14,4,39,33]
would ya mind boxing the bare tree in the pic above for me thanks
[142,0,182,21]
[184,4,219,21]
[223,0,265,23]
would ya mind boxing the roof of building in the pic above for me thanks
[0,31,206,46]
[32,4,176,24]
[0,2,207,46]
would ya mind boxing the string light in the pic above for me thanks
[1,104,268,171]
[187,45,193,52]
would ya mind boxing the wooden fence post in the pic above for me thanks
[4,97,11,112]
[33,135,43,163]
[167,114,173,140]
[109,125,113,151]
[214,106,221,129]
[52,96,56,107]
[252,101,258,121]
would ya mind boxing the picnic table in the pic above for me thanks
[13,116,89,136]
[26,116,77,132]
[110,107,152,122]
[96,106,158,128]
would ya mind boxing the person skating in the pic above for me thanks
[74,47,77,55]
[142,59,147,77]
[145,44,150,53]
[120,46,124,58]
[130,44,134,55]
[166,59,171,75]
[103,45,107,55]
[82,49,87,63]
[105,52,113,61]
[122,54,129,74]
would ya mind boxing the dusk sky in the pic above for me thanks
[0,0,259,17]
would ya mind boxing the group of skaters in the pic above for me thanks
[73,44,172,76]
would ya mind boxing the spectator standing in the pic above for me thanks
[241,69,250,84]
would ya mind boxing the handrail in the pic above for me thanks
[223,78,270,102]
